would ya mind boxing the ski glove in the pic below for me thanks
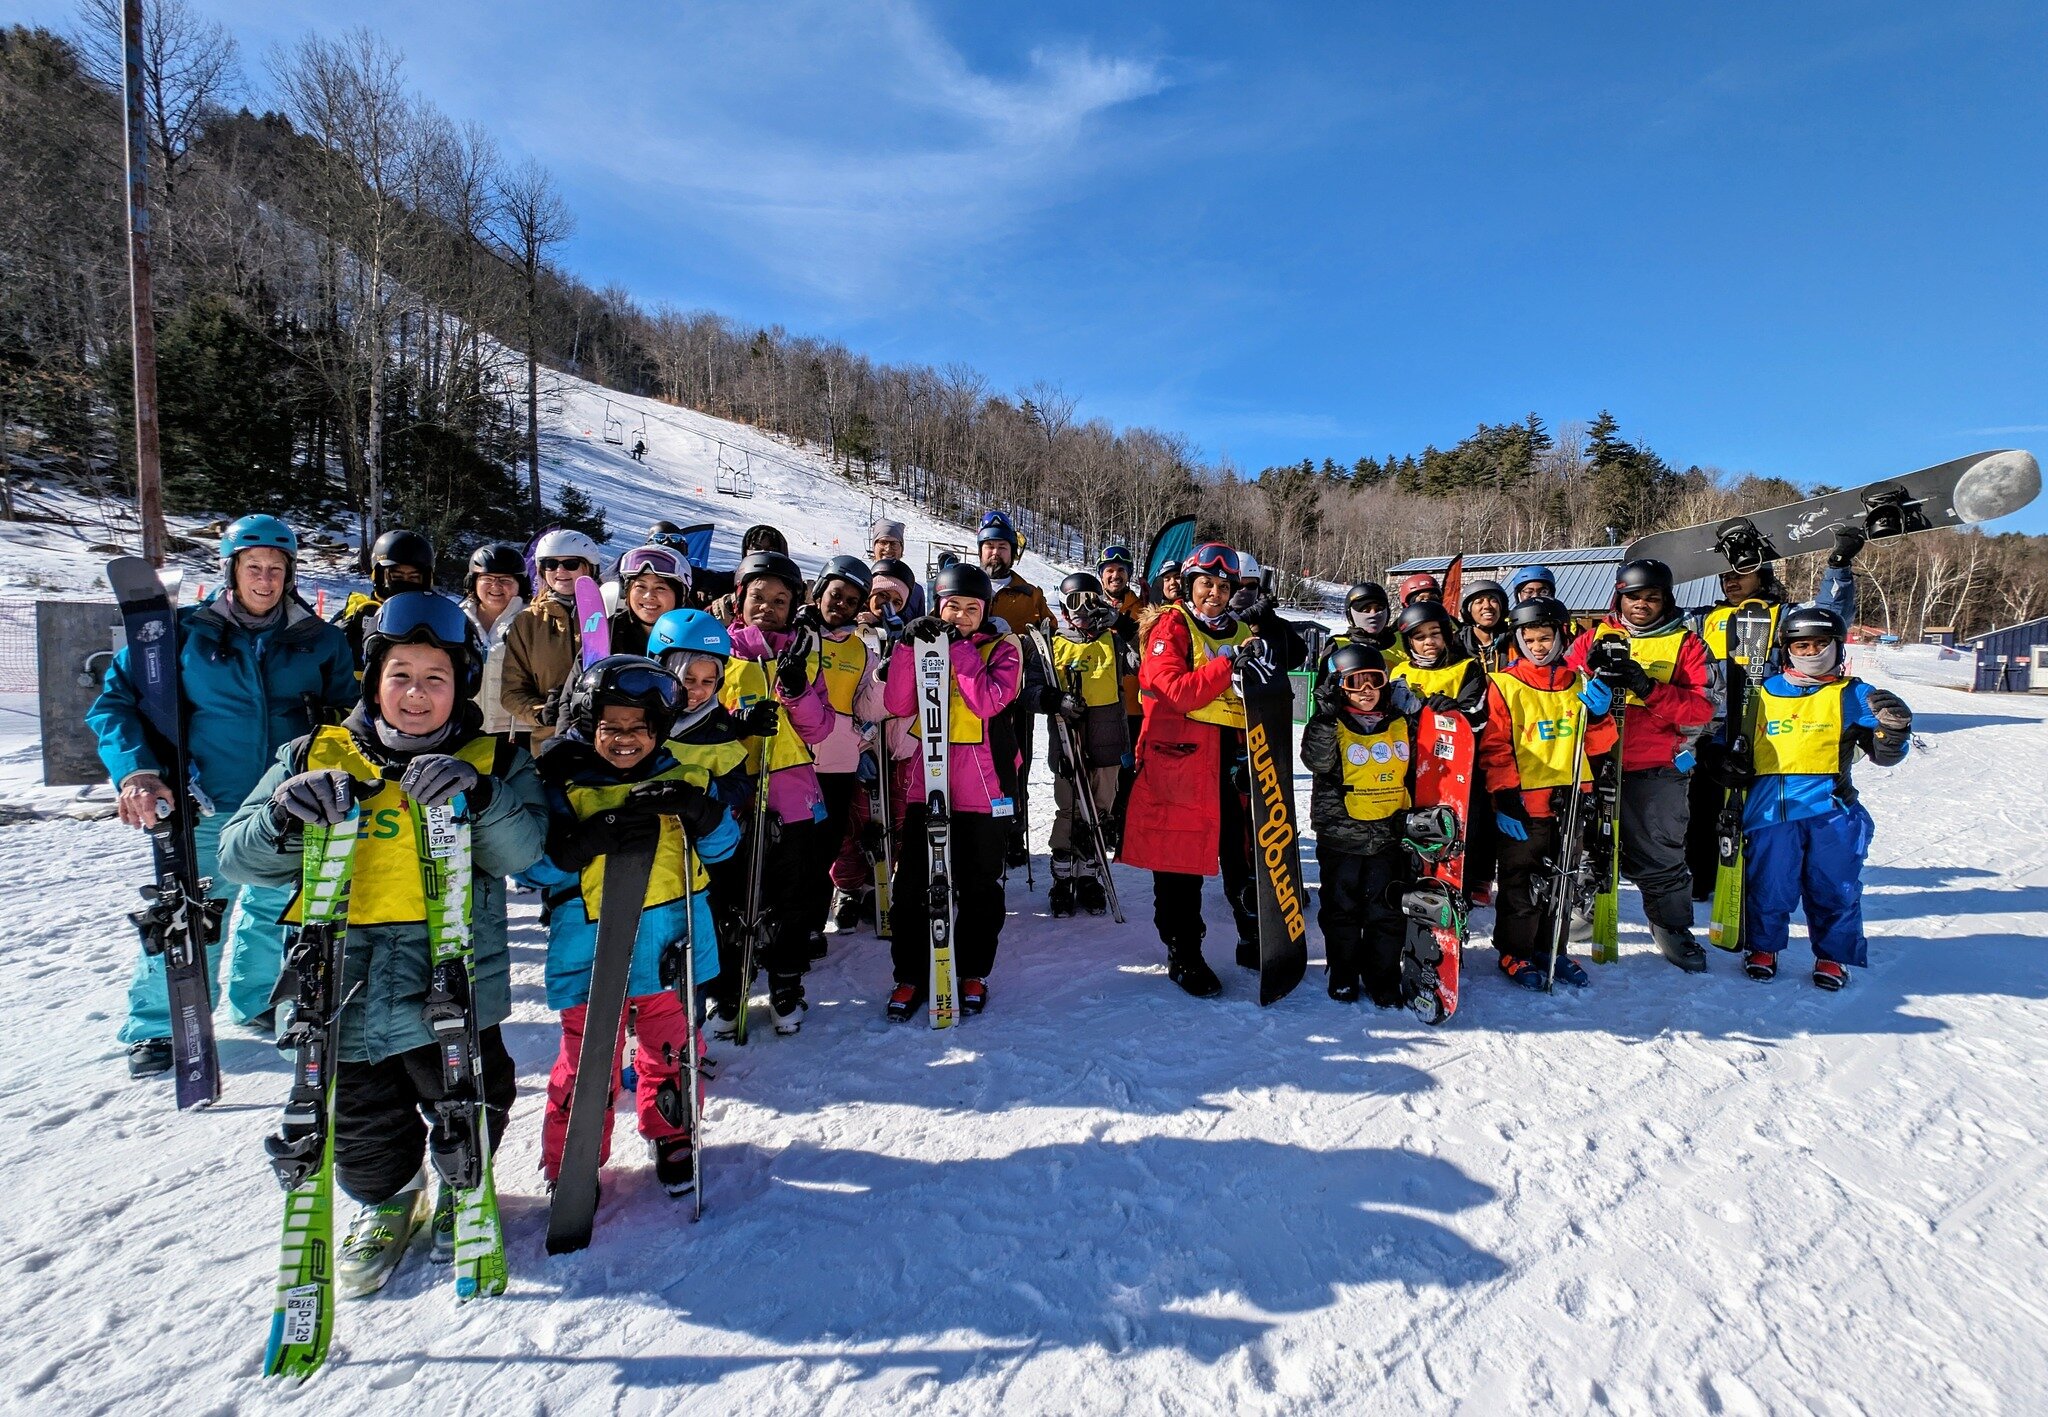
[269,769,355,829]
[552,806,659,873]
[736,700,781,737]
[775,634,812,697]
[400,754,485,811]
[1829,526,1867,568]
[628,779,726,839]
[1311,677,1343,715]
[1492,789,1532,842]
[1424,692,1464,715]
[904,615,953,643]
[1612,656,1655,701]
[1055,692,1087,724]
[1865,687,1912,733]
[1577,677,1614,717]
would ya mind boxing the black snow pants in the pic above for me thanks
[891,808,1009,985]
[1619,767,1697,934]
[335,1026,516,1206]
[1317,842,1409,997]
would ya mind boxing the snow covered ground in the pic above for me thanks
[2,383,2044,1413]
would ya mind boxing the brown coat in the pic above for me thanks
[990,577,1051,637]
[500,593,579,749]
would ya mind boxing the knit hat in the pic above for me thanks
[871,518,906,544]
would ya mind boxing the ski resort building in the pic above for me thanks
[1382,546,1724,615]
[1962,615,2048,692]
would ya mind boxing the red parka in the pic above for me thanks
[1121,607,1242,877]
[1564,619,1713,773]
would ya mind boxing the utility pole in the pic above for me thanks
[120,0,166,565]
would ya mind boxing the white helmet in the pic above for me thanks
[1236,551,1262,583]
[534,528,603,565]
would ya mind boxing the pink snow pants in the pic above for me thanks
[541,992,703,1181]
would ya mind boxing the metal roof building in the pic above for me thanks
[1383,545,1724,615]
[1963,614,2048,692]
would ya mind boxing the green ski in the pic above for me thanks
[1707,605,1777,951]
[263,809,361,1380]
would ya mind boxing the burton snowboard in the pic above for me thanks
[1238,651,1309,1005]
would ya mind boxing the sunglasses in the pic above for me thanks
[539,557,590,573]
[1337,668,1389,692]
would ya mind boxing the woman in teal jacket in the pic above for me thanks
[86,516,358,1077]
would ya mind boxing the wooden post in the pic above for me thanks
[120,0,166,565]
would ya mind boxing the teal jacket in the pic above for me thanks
[217,707,548,1065]
[88,595,357,815]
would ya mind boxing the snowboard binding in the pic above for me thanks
[1711,516,1776,572]
[1401,804,1462,864]
[1861,482,1930,540]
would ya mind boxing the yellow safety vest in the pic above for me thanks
[1490,671,1592,790]
[1753,679,1850,777]
[1337,717,1412,822]
[720,651,821,775]
[1592,623,1686,707]
[1393,658,1471,701]
[565,768,710,919]
[1050,632,1122,709]
[666,733,748,790]
[816,630,870,716]
[286,727,498,925]
[1700,600,1781,664]
[942,637,1006,745]
[1172,605,1253,729]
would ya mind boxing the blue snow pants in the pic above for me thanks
[1742,802,1875,967]
[119,810,290,1043]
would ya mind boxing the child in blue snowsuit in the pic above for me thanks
[1738,605,1912,990]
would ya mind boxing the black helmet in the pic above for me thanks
[370,529,435,594]
[934,560,994,609]
[740,523,788,556]
[648,519,682,538]
[1614,558,1675,598]
[1508,596,1571,631]
[1460,578,1507,614]
[1060,571,1105,599]
[735,549,806,601]
[811,554,872,599]
[1778,603,1847,649]
[1326,641,1388,681]
[1396,600,1456,639]
[564,654,682,743]
[362,591,483,700]
[1345,581,1389,610]
[465,543,531,600]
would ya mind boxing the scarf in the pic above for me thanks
[217,591,284,634]
[372,716,458,755]
[1784,643,1842,683]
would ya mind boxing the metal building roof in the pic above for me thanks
[1383,545,1722,613]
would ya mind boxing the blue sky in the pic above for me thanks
[16,0,2048,531]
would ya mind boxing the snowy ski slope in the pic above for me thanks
[0,380,2043,1413]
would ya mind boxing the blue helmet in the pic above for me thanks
[1507,564,1555,598]
[647,607,731,664]
[219,514,297,563]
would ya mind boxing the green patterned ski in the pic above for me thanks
[414,796,508,1300]
[1707,605,1778,951]
[263,809,361,1380]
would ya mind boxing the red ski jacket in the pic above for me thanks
[1565,619,1712,774]
[1121,608,1242,877]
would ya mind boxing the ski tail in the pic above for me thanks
[1589,707,1625,966]
[574,578,611,668]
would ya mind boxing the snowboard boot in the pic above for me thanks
[886,983,923,1021]
[1497,954,1550,991]
[961,978,988,1015]
[769,976,807,1035]
[1235,935,1260,971]
[1076,877,1109,916]
[1366,976,1408,1009]
[338,1182,430,1298]
[1652,924,1709,973]
[1049,879,1078,918]
[1327,973,1362,1004]
[1744,950,1778,981]
[651,1136,696,1197]
[126,1038,173,1079]
[1812,960,1847,991]
[1551,955,1591,988]
[1166,938,1222,998]
[428,1184,457,1265]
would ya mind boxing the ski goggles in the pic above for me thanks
[618,544,692,585]
[1062,588,1112,614]
[371,591,468,647]
[1334,667,1389,692]
[598,662,682,707]
[1182,543,1240,581]
[1099,543,1134,569]
[538,556,591,572]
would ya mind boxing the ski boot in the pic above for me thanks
[828,888,866,934]
[961,978,988,1016]
[1497,954,1550,991]
[1075,877,1108,916]
[1048,879,1078,917]
[651,1136,696,1197]
[1652,924,1709,973]
[1166,938,1221,998]
[126,1038,173,1079]
[1812,960,1847,991]
[769,976,807,1035]
[1744,950,1778,981]
[886,983,923,1021]
[338,1183,430,1298]
[1551,955,1591,988]
[709,997,741,1042]
[428,1183,457,1265]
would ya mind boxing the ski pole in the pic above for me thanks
[679,832,702,1222]
[1546,702,1592,993]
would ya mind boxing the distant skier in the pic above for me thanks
[1565,559,1715,972]
[1736,605,1911,990]
[521,654,737,1199]
[631,437,646,463]
[1038,572,1133,916]
[87,515,356,1079]
[879,561,1023,1020]
[218,592,546,1294]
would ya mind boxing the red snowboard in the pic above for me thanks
[1404,708,1474,1025]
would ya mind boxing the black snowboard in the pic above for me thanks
[1237,655,1308,1005]
[1625,448,2040,584]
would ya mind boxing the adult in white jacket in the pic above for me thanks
[462,543,529,736]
